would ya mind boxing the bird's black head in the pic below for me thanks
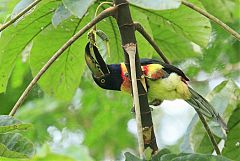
[92,64,122,91]
[85,42,122,91]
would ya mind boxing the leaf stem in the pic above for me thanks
[0,0,42,32]
[181,0,240,41]
[195,108,221,155]
[134,22,170,64]
[9,6,117,116]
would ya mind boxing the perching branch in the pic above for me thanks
[195,109,221,155]
[134,22,170,64]
[113,0,158,158]
[181,0,240,41]
[0,0,42,32]
[9,6,117,116]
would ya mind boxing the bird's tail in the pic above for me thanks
[186,87,227,130]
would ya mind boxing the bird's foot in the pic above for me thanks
[149,99,162,106]
[131,106,153,114]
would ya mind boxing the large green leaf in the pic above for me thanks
[149,21,195,62]
[131,0,211,47]
[222,104,240,160]
[0,1,57,93]
[62,0,96,18]
[30,4,96,100]
[0,133,34,158]
[0,115,32,133]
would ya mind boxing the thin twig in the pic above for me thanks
[134,22,170,64]
[195,108,221,155]
[9,6,117,116]
[124,43,145,159]
[181,0,240,41]
[0,0,42,32]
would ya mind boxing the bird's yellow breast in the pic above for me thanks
[147,73,191,102]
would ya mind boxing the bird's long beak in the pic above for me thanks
[85,42,110,78]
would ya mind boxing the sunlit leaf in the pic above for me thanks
[30,4,95,100]
[0,1,58,93]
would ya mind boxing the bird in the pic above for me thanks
[85,42,227,130]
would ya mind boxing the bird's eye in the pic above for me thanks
[100,78,105,83]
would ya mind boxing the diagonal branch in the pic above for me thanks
[181,0,240,40]
[134,22,170,64]
[195,109,221,155]
[0,0,42,32]
[9,6,117,116]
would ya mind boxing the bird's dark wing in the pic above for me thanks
[140,58,189,81]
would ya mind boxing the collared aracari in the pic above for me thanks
[85,42,227,130]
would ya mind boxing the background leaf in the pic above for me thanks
[62,0,96,18]
[0,133,34,158]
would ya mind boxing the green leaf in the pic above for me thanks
[149,21,195,62]
[30,5,95,100]
[0,133,34,158]
[124,152,143,161]
[131,0,211,47]
[222,105,240,160]
[0,1,58,93]
[52,4,72,27]
[0,115,32,133]
[62,0,95,18]
[128,0,180,10]
[152,148,171,161]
